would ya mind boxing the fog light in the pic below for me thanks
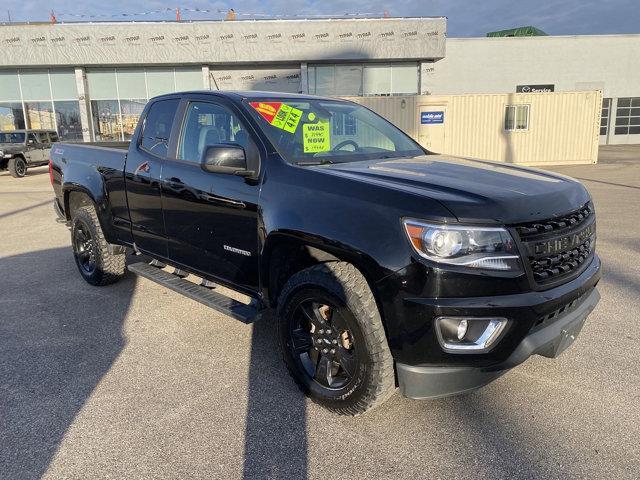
[435,317,508,353]
[457,319,468,340]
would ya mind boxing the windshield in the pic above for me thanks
[0,132,26,144]
[244,98,424,164]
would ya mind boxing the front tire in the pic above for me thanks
[277,262,396,415]
[71,205,126,286]
[8,157,27,178]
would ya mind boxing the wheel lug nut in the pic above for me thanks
[322,348,329,354]
[317,339,322,344]
[318,329,324,334]
[332,339,338,344]
[326,329,331,334]
[330,349,335,354]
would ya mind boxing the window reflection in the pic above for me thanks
[0,103,26,130]
[120,99,146,140]
[91,100,121,141]
[25,102,56,130]
[54,101,83,141]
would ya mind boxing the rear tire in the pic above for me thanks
[8,157,27,178]
[71,205,126,286]
[277,262,396,415]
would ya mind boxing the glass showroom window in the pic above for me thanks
[614,97,640,135]
[88,69,123,141]
[50,69,82,141]
[116,69,147,141]
[54,101,83,141]
[12,69,81,138]
[308,63,417,97]
[504,105,530,131]
[120,99,146,140]
[20,70,55,130]
[87,67,202,141]
[0,103,25,130]
[0,70,25,130]
[25,102,55,130]
[91,100,122,142]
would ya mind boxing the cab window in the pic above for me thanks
[140,99,180,158]
[178,102,250,162]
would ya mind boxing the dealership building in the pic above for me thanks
[0,17,638,146]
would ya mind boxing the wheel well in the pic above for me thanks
[65,191,95,221]
[266,239,340,306]
[265,236,380,309]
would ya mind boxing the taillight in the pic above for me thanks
[49,159,54,185]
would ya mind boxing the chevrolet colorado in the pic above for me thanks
[50,91,601,415]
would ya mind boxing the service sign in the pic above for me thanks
[516,84,555,93]
[421,111,444,124]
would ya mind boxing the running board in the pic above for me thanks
[127,262,260,324]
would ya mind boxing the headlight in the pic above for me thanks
[403,219,521,271]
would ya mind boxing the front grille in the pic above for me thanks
[513,202,596,287]
[516,203,593,239]
[529,236,594,282]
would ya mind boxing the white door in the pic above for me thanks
[417,105,447,153]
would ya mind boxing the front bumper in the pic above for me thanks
[397,286,600,399]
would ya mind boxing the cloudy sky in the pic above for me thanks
[3,0,639,37]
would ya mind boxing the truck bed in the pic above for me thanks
[53,142,129,172]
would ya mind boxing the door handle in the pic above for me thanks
[166,177,184,189]
[202,193,246,209]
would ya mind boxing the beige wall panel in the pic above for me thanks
[347,91,601,166]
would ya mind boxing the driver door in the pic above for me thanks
[161,99,261,293]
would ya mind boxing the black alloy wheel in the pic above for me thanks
[288,299,359,390]
[73,219,97,275]
[277,262,396,415]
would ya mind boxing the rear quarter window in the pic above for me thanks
[140,99,180,157]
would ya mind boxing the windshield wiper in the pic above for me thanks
[295,159,334,166]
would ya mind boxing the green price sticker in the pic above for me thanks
[271,104,303,133]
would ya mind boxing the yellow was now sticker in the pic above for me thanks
[303,121,330,153]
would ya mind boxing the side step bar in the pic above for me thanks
[128,261,260,324]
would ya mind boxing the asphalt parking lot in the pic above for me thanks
[1,148,639,479]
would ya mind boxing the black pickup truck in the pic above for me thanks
[50,91,601,415]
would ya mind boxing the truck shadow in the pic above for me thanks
[0,246,135,479]
[0,199,52,220]
[243,317,308,479]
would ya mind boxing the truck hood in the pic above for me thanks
[319,155,590,224]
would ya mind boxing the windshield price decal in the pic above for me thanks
[303,120,330,153]
[250,102,303,133]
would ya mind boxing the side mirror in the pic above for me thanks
[27,139,34,145]
[200,144,255,177]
